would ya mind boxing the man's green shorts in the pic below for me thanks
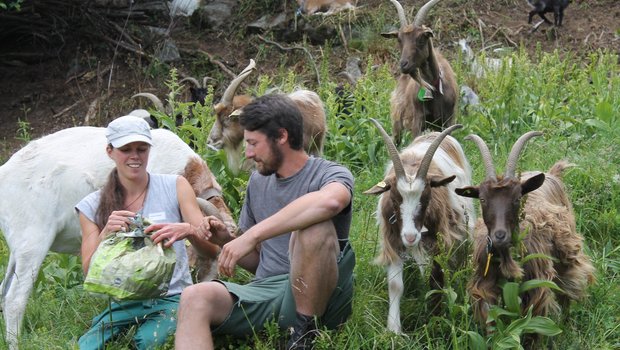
[212,243,355,337]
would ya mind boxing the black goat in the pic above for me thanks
[527,0,570,26]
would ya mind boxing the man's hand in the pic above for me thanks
[218,232,258,277]
[197,216,234,247]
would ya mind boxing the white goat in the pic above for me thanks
[456,39,510,78]
[0,126,233,349]
[364,121,475,334]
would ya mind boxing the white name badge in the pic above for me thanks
[146,211,167,223]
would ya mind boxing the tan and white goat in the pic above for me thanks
[364,121,474,334]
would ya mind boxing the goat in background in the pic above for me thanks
[455,132,595,346]
[206,59,326,174]
[527,0,570,27]
[364,121,475,334]
[382,0,458,145]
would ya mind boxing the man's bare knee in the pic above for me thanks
[179,281,233,324]
[293,220,338,251]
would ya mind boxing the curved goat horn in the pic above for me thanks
[505,131,543,178]
[389,0,408,28]
[220,59,256,108]
[180,77,201,88]
[202,76,214,88]
[132,93,165,113]
[416,124,462,180]
[413,0,441,27]
[196,197,222,219]
[465,134,496,180]
[369,118,406,182]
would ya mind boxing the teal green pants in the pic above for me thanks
[78,295,180,350]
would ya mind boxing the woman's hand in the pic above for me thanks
[102,210,135,239]
[146,222,197,248]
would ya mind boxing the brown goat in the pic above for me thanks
[382,0,458,145]
[364,121,475,334]
[455,132,595,344]
[207,59,326,173]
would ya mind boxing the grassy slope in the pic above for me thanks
[1,2,619,349]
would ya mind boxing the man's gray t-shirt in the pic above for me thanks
[239,157,354,280]
[75,173,193,296]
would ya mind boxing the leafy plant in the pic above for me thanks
[16,117,31,142]
[0,0,22,11]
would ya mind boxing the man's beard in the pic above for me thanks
[255,140,283,176]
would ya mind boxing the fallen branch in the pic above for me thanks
[51,100,81,120]
[90,31,149,57]
[177,48,239,81]
[256,35,321,85]
[530,20,545,34]
[84,92,111,126]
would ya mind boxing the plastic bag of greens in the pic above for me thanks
[83,214,176,300]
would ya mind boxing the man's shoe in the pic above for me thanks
[286,312,318,350]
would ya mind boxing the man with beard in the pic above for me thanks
[175,94,355,350]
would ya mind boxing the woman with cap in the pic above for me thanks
[75,115,218,350]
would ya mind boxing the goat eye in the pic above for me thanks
[480,198,486,204]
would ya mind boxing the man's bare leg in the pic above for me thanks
[290,220,339,315]
[175,281,234,350]
[287,220,339,348]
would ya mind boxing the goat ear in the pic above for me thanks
[521,172,545,195]
[363,180,391,195]
[422,26,434,37]
[455,186,480,198]
[380,31,399,38]
[430,175,456,188]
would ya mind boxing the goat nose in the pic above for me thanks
[494,230,507,241]
[400,60,409,71]
[403,233,419,246]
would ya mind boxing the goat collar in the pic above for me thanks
[418,68,444,99]
[418,68,443,101]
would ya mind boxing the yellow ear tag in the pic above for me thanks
[484,253,492,277]
[377,181,387,188]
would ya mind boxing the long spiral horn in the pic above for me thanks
[369,118,406,181]
[416,124,462,181]
[413,0,441,27]
[465,134,496,180]
[505,131,543,178]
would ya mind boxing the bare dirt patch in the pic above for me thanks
[0,0,618,160]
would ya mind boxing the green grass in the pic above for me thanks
[1,36,619,350]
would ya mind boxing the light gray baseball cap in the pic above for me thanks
[105,115,153,148]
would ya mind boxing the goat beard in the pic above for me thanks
[497,246,524,279]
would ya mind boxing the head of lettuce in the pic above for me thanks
[83,214,176,300]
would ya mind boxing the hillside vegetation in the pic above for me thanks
[0,0,619,349]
